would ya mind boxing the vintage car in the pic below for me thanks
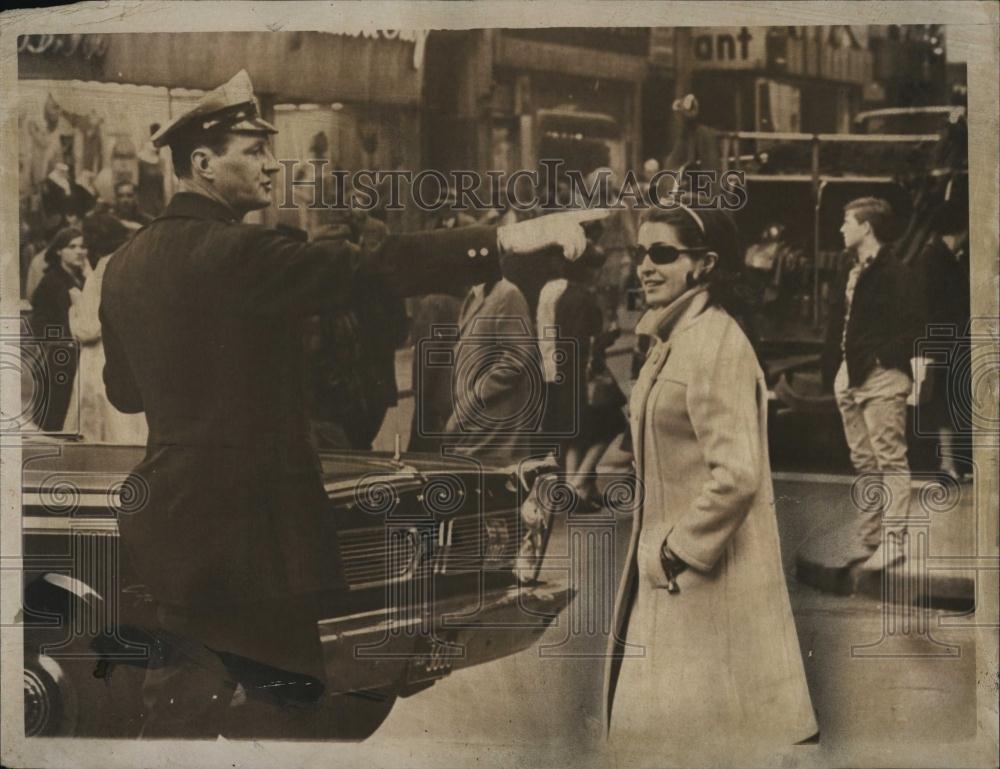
[21,440,572,739]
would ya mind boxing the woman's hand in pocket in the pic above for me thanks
[638,524,681,589]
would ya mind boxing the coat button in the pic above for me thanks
[479,247,489,257]
[467,249,477,258]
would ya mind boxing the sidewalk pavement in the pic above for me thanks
[376,340,992,762]
[791,473,979,610]
[379,336,981,613]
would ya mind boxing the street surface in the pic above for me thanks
[371,478,982,766]
[361,341,988,767]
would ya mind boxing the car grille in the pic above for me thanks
[338,508,520,591]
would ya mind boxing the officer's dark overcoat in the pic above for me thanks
[101,192,500,610]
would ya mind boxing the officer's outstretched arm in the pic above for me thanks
[216,213,596,315]
[368,211,600,297]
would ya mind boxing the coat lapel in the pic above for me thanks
[630,338,671,482]
[629,286,709,478]
[458,283,487,335]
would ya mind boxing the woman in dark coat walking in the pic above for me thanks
[29,226,88,432]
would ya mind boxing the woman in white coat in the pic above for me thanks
[604,205,817,760]
[63,251,148,445]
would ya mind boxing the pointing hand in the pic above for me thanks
[498,209,610,261]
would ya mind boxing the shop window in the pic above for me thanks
[755,78,801,132]
[274,101,421,234]
[536,109,622,179]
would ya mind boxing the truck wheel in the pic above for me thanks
[24,653,78,737]
[24,643,144,738]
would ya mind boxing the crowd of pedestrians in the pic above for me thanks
[23,102,970,532]
[24,149,160,443]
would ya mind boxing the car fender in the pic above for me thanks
[23,573,104,629]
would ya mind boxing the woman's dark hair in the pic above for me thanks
[43,227,84,270]
[639,205,766,371]
[639,205,752,317]
[167,128,233,178]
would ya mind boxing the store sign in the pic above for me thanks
[691,27,766,70]
[649,28,676,69]
[505,28,649,57]
[17,34,108,60]
[775,26,872,84]
[331,29,429,69]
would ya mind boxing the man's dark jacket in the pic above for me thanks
[100,192,501,610]
[822,246,920,389]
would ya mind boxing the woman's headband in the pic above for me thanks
[676,202,706,236]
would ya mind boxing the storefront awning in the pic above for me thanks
[18,32,426,106]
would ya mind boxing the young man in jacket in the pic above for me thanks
[825,197,920,572]
[100,69,589,738]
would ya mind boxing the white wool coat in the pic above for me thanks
[604,287,817,753]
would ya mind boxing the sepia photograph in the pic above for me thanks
[0,3,997,768]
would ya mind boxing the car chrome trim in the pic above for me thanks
[21,516,119,533]
[317,583,560,634]
[42,573,104,603]
[22,491,121,507]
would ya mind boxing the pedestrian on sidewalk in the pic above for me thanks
[305,198,407,451]
[824,197,921,571]
[28,226,89,432]
[62,214,148,444]
[605,205,817,757]
[443,275,540,464]
[910,200,971,483]
[537,245,626,509]
[408,190,477,453]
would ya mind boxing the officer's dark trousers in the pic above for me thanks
[140,597,326,739]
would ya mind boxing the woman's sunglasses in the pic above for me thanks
[632,243,710,265]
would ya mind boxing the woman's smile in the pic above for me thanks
[636,222,693,308]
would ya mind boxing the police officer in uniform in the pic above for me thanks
[100,70,589,738]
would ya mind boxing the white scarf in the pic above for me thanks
[634,286,711,343]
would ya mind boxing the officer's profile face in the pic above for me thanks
[197,133,279,214]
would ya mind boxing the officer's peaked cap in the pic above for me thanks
[151,69,277,149]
